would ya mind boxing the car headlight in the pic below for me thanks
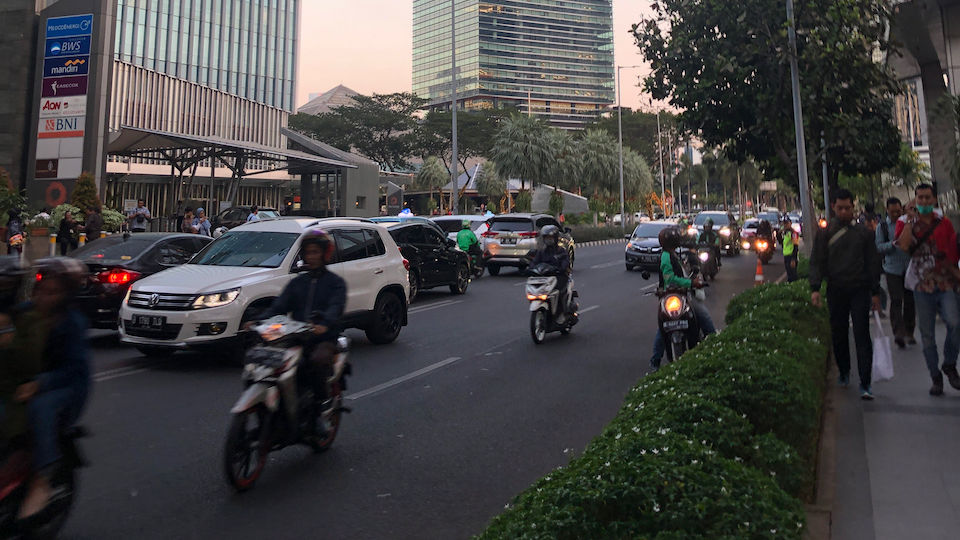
[123,287,132,305]
[719,227,731,237]
[192,288,241,309]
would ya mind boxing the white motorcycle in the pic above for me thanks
[223,315,351,491]
[526,263,579,344]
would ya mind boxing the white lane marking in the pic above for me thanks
[640,283,657,292]
[347,356,462,401]
[590,260,622,269]
[94,367,150,382]
[408,299,463,315]
[579,305,600,314]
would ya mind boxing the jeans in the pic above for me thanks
[784,252,798,282]
[913,289,960,379]
[827,286,872,388]
[28,386,87,470]
[885,273,915,340]
[651,330,665,365]
[650,297,716,365]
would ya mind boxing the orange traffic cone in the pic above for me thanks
[754,257,765,286]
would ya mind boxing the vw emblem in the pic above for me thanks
[148,293,160,307]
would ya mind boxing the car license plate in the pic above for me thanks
[501,237,517,245]
[662,320,688,331]
[132,315,165,329]
[641,254,659,263]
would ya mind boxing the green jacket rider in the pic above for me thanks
[456,221,479,252]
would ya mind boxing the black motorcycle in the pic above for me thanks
[755,235,774,264]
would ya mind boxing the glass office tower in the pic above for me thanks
[413,0,614,128]
[113,0,298,111]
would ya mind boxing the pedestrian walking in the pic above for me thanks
[895,183,960,396]
[5,208,24,256]
[247,205,260,223]
[56,211,79,255]
[82,206,102,243]
[127,199,151,232]
[781,216,799,282]
[192,207,212,237]
[809,188,882,400]
[876,197,915,349]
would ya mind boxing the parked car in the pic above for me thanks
[692,211,741,255]
[118,218,410,358]
[385,221,470,301]
[213,206,280,229]
[431,215,490,242]
[71,233,211,329]
[481,213,574,276]
[369,216,445,234]
[624,221,676,272]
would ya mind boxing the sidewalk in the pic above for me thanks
[831,317,960,540]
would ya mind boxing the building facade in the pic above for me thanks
[413,0,615,129]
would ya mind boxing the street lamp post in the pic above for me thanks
[656,111,666,214]
[786,0,815,251]
[450,0,459,214]
[617,65,641,234]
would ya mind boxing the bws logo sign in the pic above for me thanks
[45,36,91,57]
[41,76,88,97]
[39,96,87,119]
[43,56,89,78]
[38,116,84,139]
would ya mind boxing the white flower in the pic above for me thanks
[653,502,661,512]
[615,433,622,440]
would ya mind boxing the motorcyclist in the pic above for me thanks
[698,218,722,268]
[756,218,775,247]
[16,257,91,519]
[254,229,346,433]
[649,226,717,370]
[530,225,571,314]
[457,219,481,260]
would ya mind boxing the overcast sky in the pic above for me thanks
[296,0,654,111]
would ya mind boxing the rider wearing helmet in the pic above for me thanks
[699,218,722,267]
[256,229,346,428]
[456,219,480,255]
[16,257,91,518]
[530,225,571,313]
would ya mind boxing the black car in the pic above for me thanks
[384,222,470,302]
[71,233,212,328]
[625,221,677,272]
[213,206,280,229]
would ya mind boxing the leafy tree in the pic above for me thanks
[489,114,553,191]
[543,129,581,192]
[633,0,901,195]
[886,142,929,189]
[71,171,101,212]
[416,109,506,196]
[623,149,654,199]
[0,168,26,224]
[415,157,449,212]
[590,109,680,178]
[579,129,619,197]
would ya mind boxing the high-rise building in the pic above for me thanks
[113,0,298,111]
[412,0,615,129]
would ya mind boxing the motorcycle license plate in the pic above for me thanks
[131,315,166,329]
[662,320,688,331]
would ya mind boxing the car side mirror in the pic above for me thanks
[293,259,308,272]
[623,233,631,239]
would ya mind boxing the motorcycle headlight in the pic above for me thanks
[792,223,801,233]
[698,252,709,262]
[686,227,699,236]
[741,241,751,249]
[664,295,683,315]
[719,227,731,237]
[192,288,241,309]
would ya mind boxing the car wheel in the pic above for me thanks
[365,292,404,345]
[626,264,634,271]
[136,346,169,358]
[487,264,500,276]
[449,264,469,295]
[408,270,420,303]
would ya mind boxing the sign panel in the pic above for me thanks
[39,96,87,118]
[38,116,84,139]
[45,14,93,38]
[759,181,778,192]
[35,159,59,179]
[41,75,88,97]
[45,35,91,57]
[43,56,89,78]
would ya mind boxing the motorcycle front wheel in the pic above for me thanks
[530,309,547,344]
[667,337,687,363]
[224,406,269,492]
[309,383,343,453]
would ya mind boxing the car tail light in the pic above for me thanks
[402,259,410,271]
[481,231,499,238]
[517,231,538,238]
[98,268,141,285]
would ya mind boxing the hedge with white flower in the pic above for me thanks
[478,281,826,539]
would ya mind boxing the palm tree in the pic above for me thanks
[489,114,553,192]
[579,129,619,197]
[475,163,509,211]
[415,156,449,213]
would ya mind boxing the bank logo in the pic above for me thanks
[43,56,90,78]
[50,43,61,55]
[45,36,90,58]
[38,116,84,139]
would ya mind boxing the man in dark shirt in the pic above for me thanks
[810,188,882,399]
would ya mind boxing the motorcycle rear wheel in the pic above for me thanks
[530,309,547,344]
[224,406,269,492]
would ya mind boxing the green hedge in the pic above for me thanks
[477,280,827,539]
[570,225,627,243]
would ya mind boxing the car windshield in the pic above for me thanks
[758,212,779,222]
[632,223,673,238]
[490,219,533,232]
[71,236,155,263]
[693,213,729,226]
[743,221,759,229]
[260,210,280,219]
[190,231,298,267]
[434,219,466,233]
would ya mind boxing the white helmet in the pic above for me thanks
[213,226,229,239]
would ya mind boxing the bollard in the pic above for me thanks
[49,234,57,257]
[78,232,86,247]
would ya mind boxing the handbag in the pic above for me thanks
[872,312,894,381]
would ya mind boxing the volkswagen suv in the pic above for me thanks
[118,218,410,357]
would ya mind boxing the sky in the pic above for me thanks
[296,0,654,111]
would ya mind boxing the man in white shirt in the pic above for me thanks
[247,205,260,223]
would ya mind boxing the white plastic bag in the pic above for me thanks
[872,312,894,381]
[904,260,919,291]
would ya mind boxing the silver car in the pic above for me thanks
[482,213,574,276]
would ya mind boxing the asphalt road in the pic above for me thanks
[63,243,777,539]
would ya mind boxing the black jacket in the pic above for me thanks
[809,218,881,294]
[531,245,570,274]
[261,269,347,342]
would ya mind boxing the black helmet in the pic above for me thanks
[658,226,684,251]
[301,228,335,263]
[540,225,560,248]
[32,257,86,296]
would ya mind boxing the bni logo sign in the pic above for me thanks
[38,116,84,139]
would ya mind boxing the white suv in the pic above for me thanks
[118,218,410,356]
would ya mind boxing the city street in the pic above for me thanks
[63,243,771,539]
